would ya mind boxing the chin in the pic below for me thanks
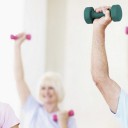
[43,101,51,105]
[45,100,56,104]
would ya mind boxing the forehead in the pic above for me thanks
[40,82,55,88]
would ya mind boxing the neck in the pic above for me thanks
[44,103,58,113]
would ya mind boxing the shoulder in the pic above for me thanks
[0,103,20,127]
[0,102,12,111]
[0,102,16,119]
[22,95,43,112]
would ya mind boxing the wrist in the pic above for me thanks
[59,123,67,128]
[58,120,67,128]
[93,26,106,33]
[15,43,21,48]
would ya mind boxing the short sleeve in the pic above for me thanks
[68,117,77,128]
[115,89,128,127]
[2,104,20,128]
[22,95,39,112]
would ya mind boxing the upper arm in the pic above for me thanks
[96,78,121,113]
[16,80,31,105]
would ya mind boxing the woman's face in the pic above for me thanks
[39,84,58,105]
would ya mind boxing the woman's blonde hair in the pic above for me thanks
[36,72,65,103]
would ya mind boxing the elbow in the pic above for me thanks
[15,76,24,83]
[15,72,24,82]
[91,72,109,87]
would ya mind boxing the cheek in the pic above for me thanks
[39,90,44,97]
[50,90,56,95]
[52,91,58,99]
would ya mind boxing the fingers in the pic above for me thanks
[95,6,111,21]
[16,33,26,39]
[95,7,103,13]
[103,9,111,21]
[57,110,69,118]
[16,33,26,42]
[95,6,111,13]
[58,110,68,115]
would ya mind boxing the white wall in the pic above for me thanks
[23,0,47,95]
[45,0,67,74]
[46,0,128,128]
[0,0,25,117]
[0,0,47,120]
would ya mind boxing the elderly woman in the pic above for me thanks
[14,33,77,128]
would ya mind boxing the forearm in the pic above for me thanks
[14,44,30,104]
[13,33,31,104]
[91,28,109,82]
[14,44,25,81]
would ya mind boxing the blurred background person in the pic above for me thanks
[14,33,77,128]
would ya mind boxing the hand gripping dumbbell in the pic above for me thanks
[84,5,122,24]
[10,34,31,40]
[53,110,74,122]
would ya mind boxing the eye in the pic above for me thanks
[41,87,45,90]
[49,86,54,90]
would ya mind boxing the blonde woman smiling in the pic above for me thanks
[14,33,77,128]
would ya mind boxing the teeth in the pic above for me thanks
[44,96,52,98]
[43,94,53,98]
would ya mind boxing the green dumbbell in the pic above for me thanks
[84,5,122,24]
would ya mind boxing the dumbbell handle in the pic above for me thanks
[92,11,105,19]
[53,110,74,122]
[10,34,31,40]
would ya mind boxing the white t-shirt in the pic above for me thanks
[0,102,19,128]
[115,89,128,128]
[21,95,77,128]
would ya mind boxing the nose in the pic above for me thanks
[44,88,50,95]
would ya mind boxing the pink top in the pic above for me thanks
[0,102,20,128]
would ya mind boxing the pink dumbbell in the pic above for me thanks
[10,34,31,40]
[125,26,128,35]
[53,110,74,122]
